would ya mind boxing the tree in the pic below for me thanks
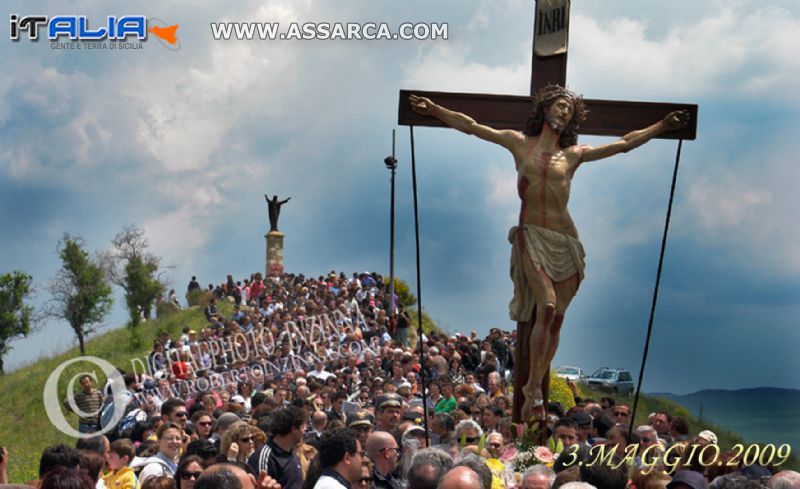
[46,234,113,355]
[123,254,163,329]
[384,277,417,308]
[0,271,35,374]
[100,225,166,345]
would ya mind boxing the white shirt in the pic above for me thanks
[313,475,349,489]
[309,368,332,381]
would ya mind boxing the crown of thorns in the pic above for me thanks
[534,84,588,125]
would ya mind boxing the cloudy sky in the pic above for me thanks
[1,0,798,394]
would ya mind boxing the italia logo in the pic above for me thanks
[9,14,180,49]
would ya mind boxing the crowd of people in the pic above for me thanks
[1,270,797,489]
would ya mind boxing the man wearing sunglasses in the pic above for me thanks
[454,420,483,448]
[190,411,214,440]
[485,432,504,460]
[635,425,663,468]
[161,398,188,429]
[366,432,402,489]
[612,405,630,421]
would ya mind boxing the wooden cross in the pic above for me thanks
[396,0,697,423]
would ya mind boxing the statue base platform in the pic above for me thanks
[266,230,285,277]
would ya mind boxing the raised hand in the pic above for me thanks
[663,110,690,131]
[227,442,240,461]
[409,94,436,115]
[256,472,282,489]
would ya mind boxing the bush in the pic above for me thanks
[548,373,576,411]
[384,277,417,308]
[186,288,212,308]
[156,301,180,318]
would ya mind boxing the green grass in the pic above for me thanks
[0,304,229,483]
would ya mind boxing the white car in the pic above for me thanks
[553,365,583,381]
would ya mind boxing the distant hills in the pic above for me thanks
[648,387,800,450]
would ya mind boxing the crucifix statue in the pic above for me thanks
[265,194,291,232]
[398,0,697,423]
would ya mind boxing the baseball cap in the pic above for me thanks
[697,430,718,444]
[403,425,426,439]
[570,412,593,427]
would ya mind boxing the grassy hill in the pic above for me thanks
[0,304,223,483]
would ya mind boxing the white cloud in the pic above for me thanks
[467,0,491,30]
[485,162,518,224]
[402,43,529,94]
[678,126,800,274]
[686,177,770,231]
[568,5,800,101]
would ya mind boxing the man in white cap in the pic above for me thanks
[696,430,717,446]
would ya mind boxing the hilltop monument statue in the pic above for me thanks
[265,194,291,232]
[264,194,291,277]
[410,87,689,420]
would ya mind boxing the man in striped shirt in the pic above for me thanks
[63,375,104,433]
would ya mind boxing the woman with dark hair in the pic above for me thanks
[41,467,95,489]
[427,381,442,407]
[494,396,511,415]
[141,476,176,489]
[324,376,337,389]
[175,455,204,489]
[447,355,466,385]
[78,451,105,486]
[237,381,254,412]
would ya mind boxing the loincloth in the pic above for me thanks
[508,224,586,322]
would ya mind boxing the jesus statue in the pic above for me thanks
[410,86,688,420]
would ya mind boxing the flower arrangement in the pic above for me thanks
[508,420,563,473]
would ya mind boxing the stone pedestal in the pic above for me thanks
[266,230,285,277]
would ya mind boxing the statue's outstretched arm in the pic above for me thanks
[409,94,521,150]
